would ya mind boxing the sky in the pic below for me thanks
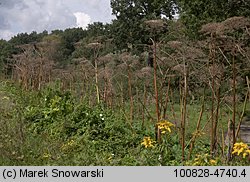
[0,0,115,40]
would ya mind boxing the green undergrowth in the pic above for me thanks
[0,81,249,165]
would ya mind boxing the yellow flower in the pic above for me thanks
[157,120,175,134]
[192,130,205,138]
[61,140,76,151]
[243,152,248,159]
[243,149,250,158]
[232,142,250,158]
[193,162,199,166]
[141,137,156,148]
[67,140,75,146]
[192,154,217,166]
[209,159,217,166]
[42,152,51,159]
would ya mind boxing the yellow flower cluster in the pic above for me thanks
[193,154,218,166]
[192,130,205,138]
[141,137,156,148]
[157,120,175,134]
[61,140,76,151]
[232,142,250,159]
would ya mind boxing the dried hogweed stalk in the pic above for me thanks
[223,16,250,32]
[144,19,166,30]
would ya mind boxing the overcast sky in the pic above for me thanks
[0,0,114,40]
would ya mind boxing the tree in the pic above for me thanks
[85,22,108,39]
[110,0,178,51]
[111,0,178,20]
[9,31,48,45]
[110,18,147,52]
[178,0,250,38]
[0,39,15,75]
[61,28,87,61]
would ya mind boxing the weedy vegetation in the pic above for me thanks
[0,13,250,166]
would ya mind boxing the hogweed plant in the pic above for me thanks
[86,42,102,104]
[144,19,166,142]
